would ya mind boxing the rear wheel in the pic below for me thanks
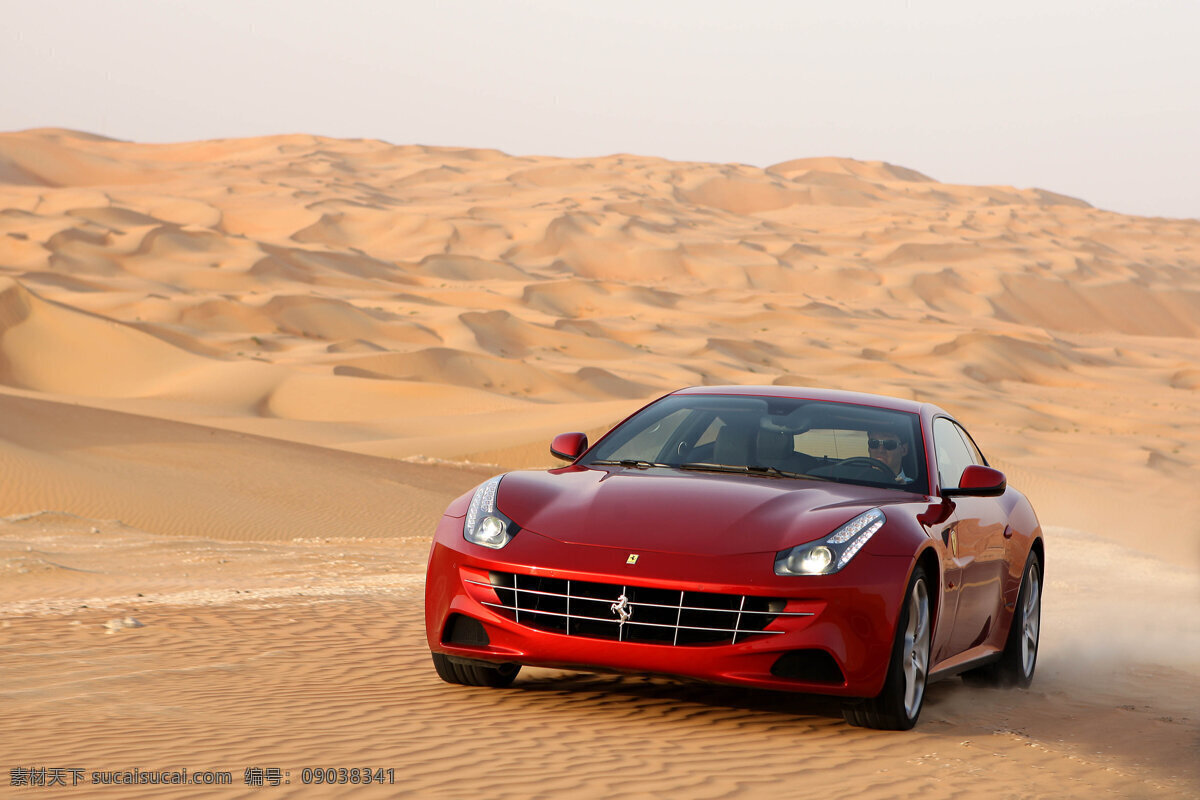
[431,652,521,687]
[962,551,1041,688]
[843,565,931,730]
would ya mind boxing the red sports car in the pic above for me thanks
[424,386,1044,729]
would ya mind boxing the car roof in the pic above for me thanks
[671,385,939,417]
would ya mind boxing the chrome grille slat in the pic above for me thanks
[673,589,683,647]
[464,580,809,616]
[480,602,788,634]
[477,572,809,647]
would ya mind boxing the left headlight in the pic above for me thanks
[774,508,885,576]
[463,475,520,549]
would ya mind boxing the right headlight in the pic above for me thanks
[774,508,885,576]
[463,475,520,549]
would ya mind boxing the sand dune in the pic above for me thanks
[1,129,1198,796]
[0,278,212,396]
[0,392,492,542]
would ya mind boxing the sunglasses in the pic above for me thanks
[868,439,902,451]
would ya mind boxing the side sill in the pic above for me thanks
[928,649,1002,684]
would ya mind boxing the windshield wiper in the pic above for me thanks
[754,465,832,482]
[592,460,830,482]
[590,459,674,469]
[746,465,800,479]
[678,463,831,482]
[676,462,750,475]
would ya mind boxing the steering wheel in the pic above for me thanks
[836,457,896,479]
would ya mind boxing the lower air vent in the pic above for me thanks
[443,613,490,647]
[770,649,845,684]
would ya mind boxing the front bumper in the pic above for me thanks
[425,514,914,698]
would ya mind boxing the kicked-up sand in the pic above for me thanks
[0,129,1198,797]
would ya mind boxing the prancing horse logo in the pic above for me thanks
[610,593,633,623]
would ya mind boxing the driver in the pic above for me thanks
[867,429,912,483]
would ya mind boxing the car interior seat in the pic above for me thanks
[756,429,792,466]
[713,420,754,467]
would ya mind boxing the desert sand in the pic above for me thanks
[1,128,1197,797]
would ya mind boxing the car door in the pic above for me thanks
[934,418,1009,656]
[929,418,968,663]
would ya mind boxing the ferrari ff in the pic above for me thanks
[424,386,1044,729]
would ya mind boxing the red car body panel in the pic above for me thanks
[498,466,920,557]
[424,386,1043,699]
[426,524,915,696]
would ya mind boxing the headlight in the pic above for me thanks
[774,508,885,575]
[463,475,519,549]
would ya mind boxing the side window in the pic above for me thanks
[954,423,986,466]
[933,418,974,490]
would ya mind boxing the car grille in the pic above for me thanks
[473,571,809,646]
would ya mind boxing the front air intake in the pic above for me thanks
[473,572,810,646]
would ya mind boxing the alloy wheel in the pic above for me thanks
[903,578,930,718]
[1020,566,1041,677]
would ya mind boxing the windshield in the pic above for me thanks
[583,394,928,494]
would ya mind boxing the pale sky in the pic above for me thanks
[3,0,1197,218]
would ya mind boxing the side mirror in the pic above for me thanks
[943,465,1006,497]
[550,432,588,462]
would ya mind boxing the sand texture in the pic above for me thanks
[1,129,1198,797]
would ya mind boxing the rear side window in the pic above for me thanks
[794,429,867,459]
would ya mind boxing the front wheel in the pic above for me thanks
[843,565,931,730]
[431,652,521,687]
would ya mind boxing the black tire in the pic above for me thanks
[431,652,521,687]
[843,565,932,730]
[962,551,1042,689]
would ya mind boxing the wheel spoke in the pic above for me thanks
[903,579,929,718]
[1020,566,1040,674]
[905,666,916,710]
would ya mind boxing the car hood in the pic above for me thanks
[496,466,912,557]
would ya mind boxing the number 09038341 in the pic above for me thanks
[300,768,394,785]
